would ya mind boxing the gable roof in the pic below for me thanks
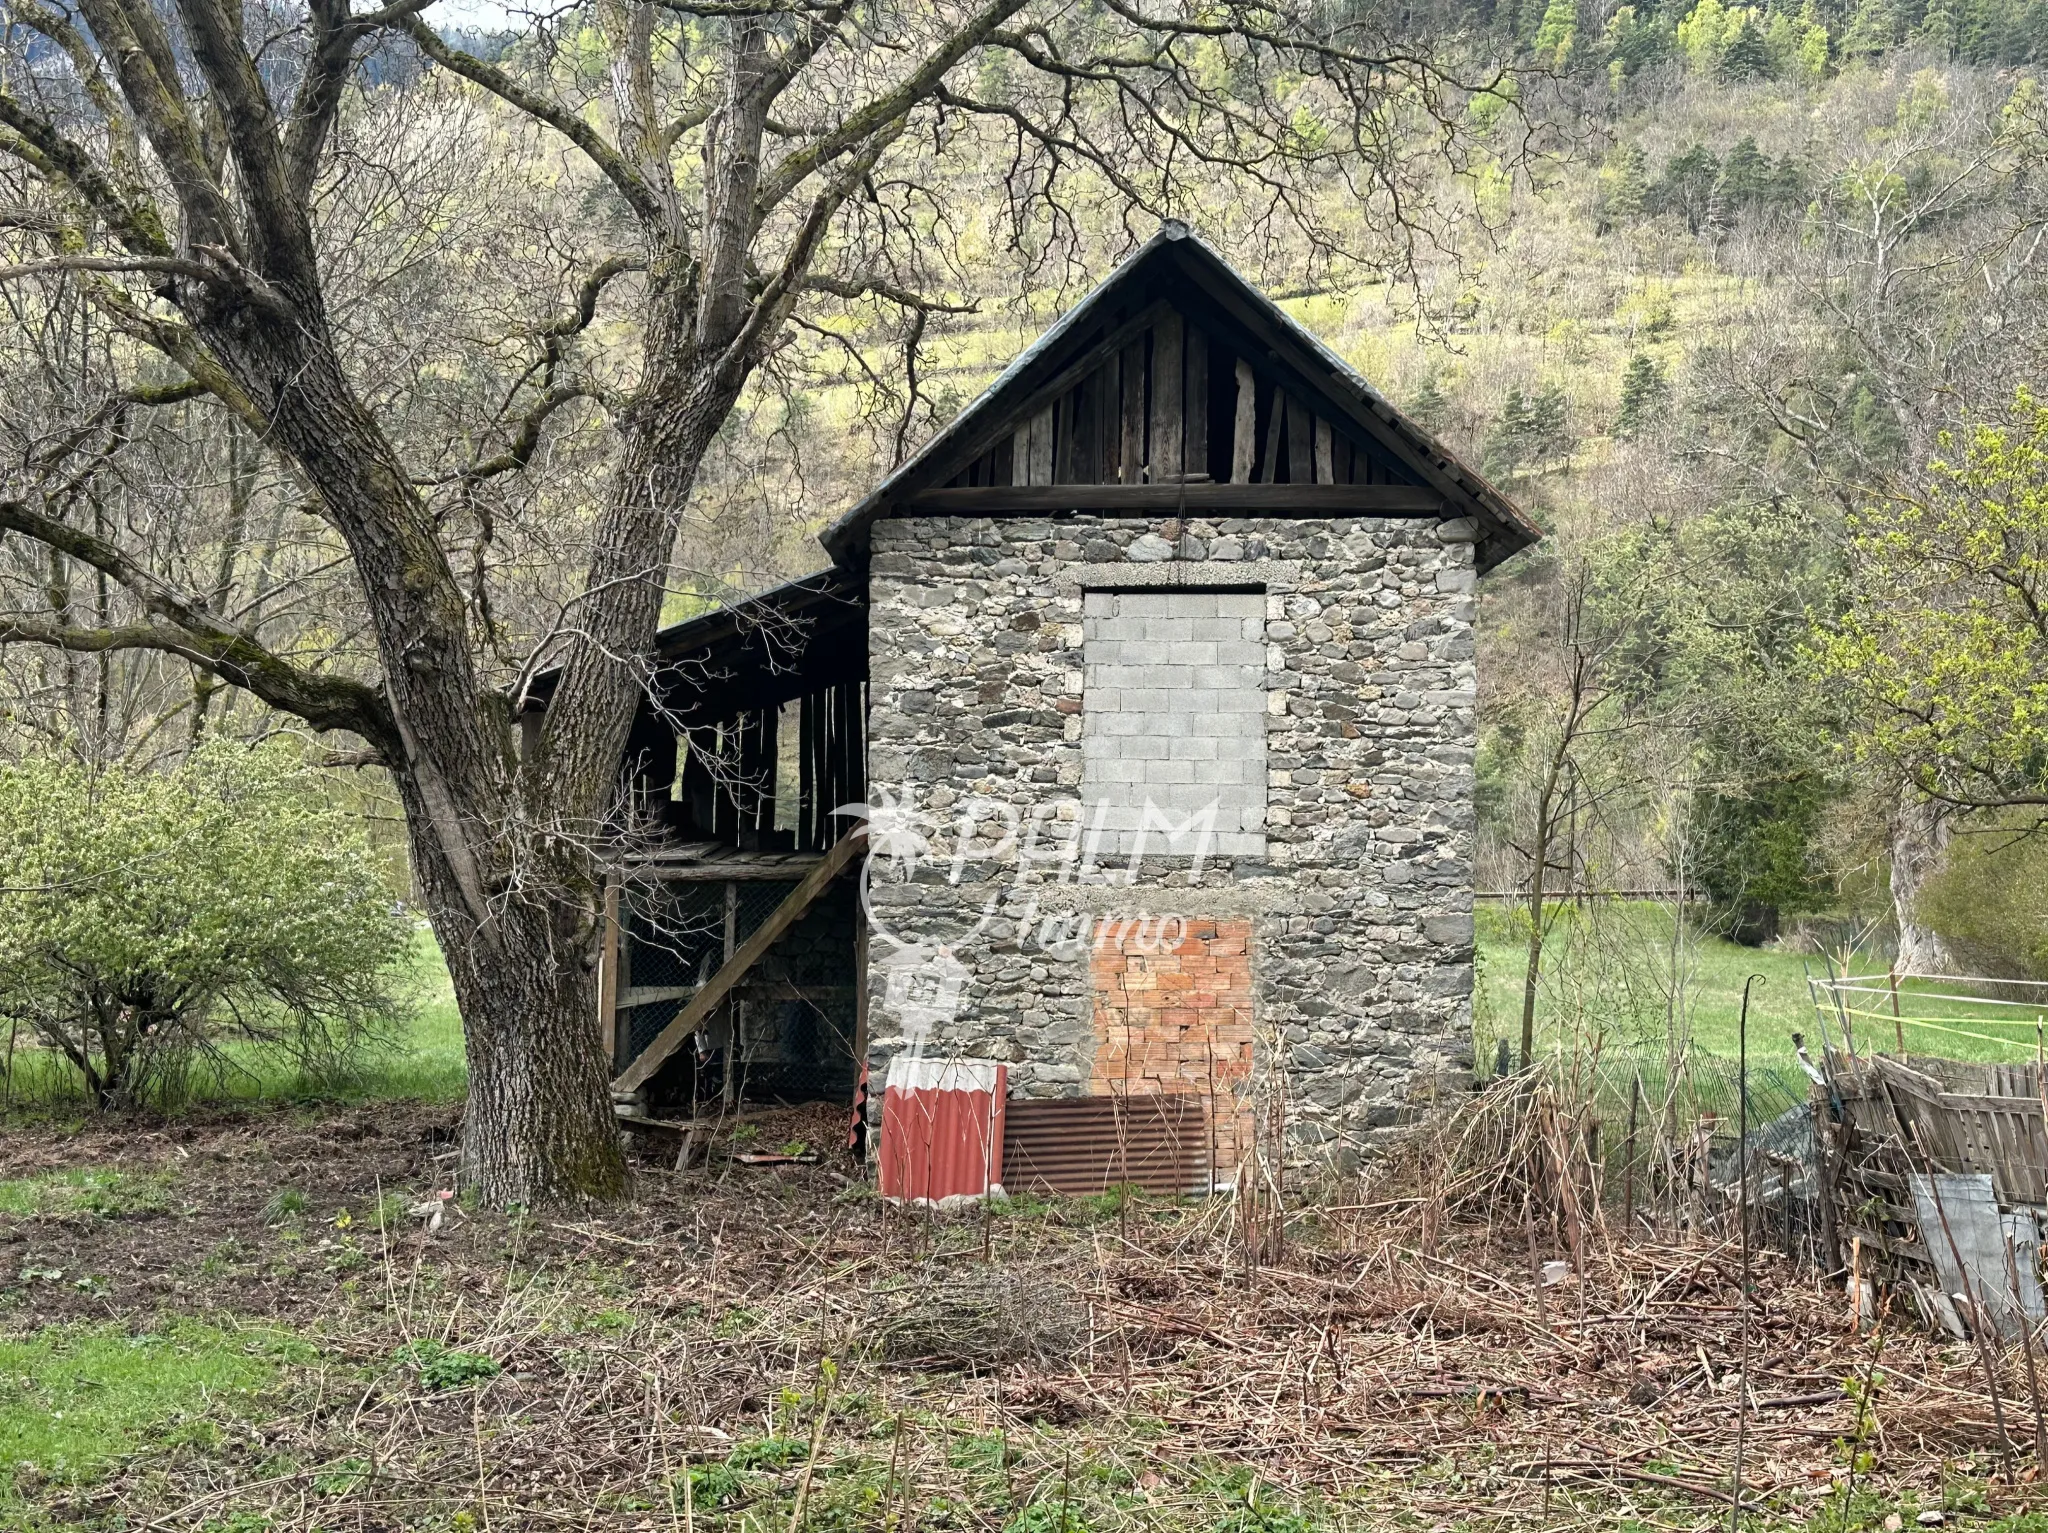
[818,222,1540,573]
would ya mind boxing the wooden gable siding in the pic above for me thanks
[939,303,1414,494]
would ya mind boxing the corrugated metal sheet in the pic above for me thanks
[1003,1093,1211,1197]
[877,1058,1006,1204]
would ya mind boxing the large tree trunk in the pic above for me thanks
[436,876,625,1204]
[1890,793,1952,975]
[394,759,630,1203]
[184,292,645,1205]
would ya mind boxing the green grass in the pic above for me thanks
[0,1167,173,1220]
[0,1321,281,1501]
[0,927,467,1116]
[1478,901,2048,1077]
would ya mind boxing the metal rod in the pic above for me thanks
[1733,973,1763,1532]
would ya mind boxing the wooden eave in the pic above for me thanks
[520,567,864,718]
[818,223,1540,574]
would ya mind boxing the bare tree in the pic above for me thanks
[0,0,1518,1202]
[1500,563,1651,1070]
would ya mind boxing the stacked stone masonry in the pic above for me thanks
[863,512,1479,1171]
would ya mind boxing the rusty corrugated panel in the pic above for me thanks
[877,1058,1006,1204]
[1002,1094,1210,1197]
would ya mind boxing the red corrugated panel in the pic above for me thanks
[877,1057,1007,1204]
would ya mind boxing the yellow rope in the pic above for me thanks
[1830,1003,2041,1054]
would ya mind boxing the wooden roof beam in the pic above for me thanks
[902,484,1443,513]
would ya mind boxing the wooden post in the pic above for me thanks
[1014,406,1054,486]
[600,881,622,1070]
[1118,340,1146,483]
[1230,360,1257,483]
[722,881,738,1104]
[1622,1071,1641,1232]
[1313,418,1334,484]
[1258,388,1285,483]
[1888,967,1904,1054]
[1285,392,1312,485]
[1184,329,1208,478]
[852,902,869,1088]
[1149,312,1184,481]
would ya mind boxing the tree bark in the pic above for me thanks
[1890,792,1952,975]
[1519,744,1562,1074]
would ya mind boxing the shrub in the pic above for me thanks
[1920,826,2048,979]
[0,744,411,1108]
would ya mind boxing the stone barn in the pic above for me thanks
[574,224,1538,1185]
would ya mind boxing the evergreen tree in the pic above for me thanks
[1485,385,1538,475]
[1718,136,1774,207]
[1772,152,1806,206]
[1597,142,1650,227]
[1408,375,1453,431]
[1615,354,1671,436]
[1720,14,1777,72]
[1840,0,1901,56]
[1528,383,1572,462]
[1650,143,1722,232]
[1693,750,1838,946]
[1605,3,1675,72]
[1956,0,2005,57]
[1915,0,1960,52]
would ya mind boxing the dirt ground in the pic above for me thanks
[1,1100,2041,1533]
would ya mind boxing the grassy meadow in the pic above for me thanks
[1475,900,2048,1091]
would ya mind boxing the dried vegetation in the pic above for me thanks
[2,1091,2043,1531]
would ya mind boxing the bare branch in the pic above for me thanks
[392,15,665,225]
[0,496,395,744]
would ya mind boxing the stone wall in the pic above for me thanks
[861,512,1479,1170]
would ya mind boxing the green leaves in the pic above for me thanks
[1819,389,2048,811]
[0,743,412,1106]
[391,1340,502,1392]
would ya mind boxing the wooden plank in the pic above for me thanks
[627,857,829,882]
[612,827,867,1094]
[1184,328,1209,480]
[1026,405,1054,485]
[1094,359,1118,484]
[1054,387,1080,484]
[1314,417,1334,484]
[1257,388,1286,483]
[1118,339,1146,484]
[936,301,1173,490]
[1285,391,1312,485]
[1230,359,1256,483]
[904,484,1443,513]
[1150,310,1184,482]
[1174,267,1505,524]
